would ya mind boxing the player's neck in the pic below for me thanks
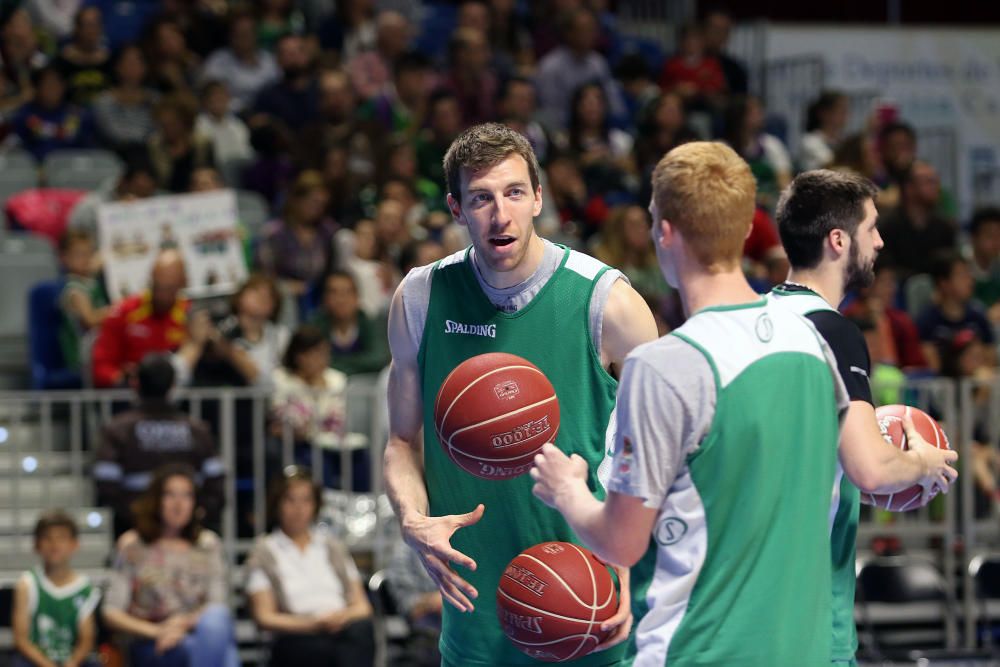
[42,563,75,586]
[474,235,546,289]
[785,267,844,308]
[681,267,762,317]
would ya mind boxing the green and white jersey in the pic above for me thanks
[21,568,100,663]
[607,298,848,666]
[412,242,630,666]
[770,283,874,662]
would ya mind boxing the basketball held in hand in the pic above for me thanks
[434,352,559,480]
[497,542,619,662]
[867,404,951,512]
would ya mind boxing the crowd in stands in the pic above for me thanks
[3,0,1000,664]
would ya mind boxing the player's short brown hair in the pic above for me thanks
[34,509,79,542]
[651,141,756,272]
[443,122,541,204]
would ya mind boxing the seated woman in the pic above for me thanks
[246,467,375,667]
[101,464,238,667]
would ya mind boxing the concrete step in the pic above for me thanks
[0,450,80,477]
[0,475,90,508]
[0,506,111,535]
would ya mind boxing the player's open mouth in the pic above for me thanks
[490,236,515,247]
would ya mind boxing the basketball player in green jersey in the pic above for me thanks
[770,170,959,666]
[532,141,850,665]
[383,123,658,666]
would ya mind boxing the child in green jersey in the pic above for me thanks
[12,510,100,667]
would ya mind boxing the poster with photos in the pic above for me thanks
[97,190,247,301]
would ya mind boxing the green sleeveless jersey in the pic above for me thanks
[418,246,624,666]
[23,568,99,663]
[770,285,861,662]
[618,299,842,665]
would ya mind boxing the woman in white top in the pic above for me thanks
[246,467,374,667]
[799,90,849,172]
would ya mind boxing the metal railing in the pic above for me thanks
[762,55,826,156]
[2,373,1000,649]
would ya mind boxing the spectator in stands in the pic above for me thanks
[255,0,306,51]
[566,82,636,198]
[196,274,289,387]
[722,94,792,213]
[334,218,393,318]
[488,0,534,73]
[593,204,670,302]
[23,0,80,41]
[359,50,432,137]
[319,143,366,226]
[57,229,109,373]
[242,120,297,208]
[142,18,200,95]
[91,44,158,151]
[799,90,849,171]
[372,197,413,265]
[616,53,662,132]
[702,7,749,94]
[147,93,215,193]
[498,76,554,166]
[194,79,253,184]
[310,270,390,376]
[317,0,377,61]
[271,325,348,450]
[95,353,225,533]
[11,65,94,161]
[878,120,918,186]
[384,537,442,667]
[829,132,899,208]
[843,259,929,372]
[91,249,210,387]
[374,136,439,211]
[545,155,607,241]
[12,511,100,667]
[443,27,498,126]
[658,22,726,108]
[968,207,1000,320]
[255,169,337,299]
[0,8,49,119]
[188,164,224,193]
[415,90,464,187]
[53,7,111,105]
[917,251,997,373]
[346,10,411,102]
[877,161,957,280]
[67,156,158,241]
[295,69,375,180]
[102,464,238,667]
[534,8,624,130]
[200,9,279,113]
[252,33,319,133]
[247,467,375,667]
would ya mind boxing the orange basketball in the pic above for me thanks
[434,352,559,480]
[497,542,619,662]
[867,404,951,512]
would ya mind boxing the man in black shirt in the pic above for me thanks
[770,169,958,664]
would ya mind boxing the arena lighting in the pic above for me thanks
[0,426,8,443]
[21,456,38,473]
[87,512,103,528]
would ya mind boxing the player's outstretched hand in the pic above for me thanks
[402,504,485,613]
[594,564,633,652]
[530,443,588,511]
[902,410,959,505]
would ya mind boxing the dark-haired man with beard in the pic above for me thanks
[769,170,958,666]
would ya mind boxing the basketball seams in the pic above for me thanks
[497,587,606,624]
[439,364,549,430]
[567,543,600,662]
[516,555,611,611]
[446,395,558,445]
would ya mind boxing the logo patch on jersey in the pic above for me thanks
[444,319,497,338]
[494,380,519,400]
[491,416,551,449]
[654,517,688,546]
[617,436,634,475]
[755,313,774,342]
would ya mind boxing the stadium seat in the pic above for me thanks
[368,569,410,665]
[856,556,959,659]
[29,279,83,390]
[0,234,59,384]
[43,149,124,191]
[0,166,39,227]
[971,553,1000,653]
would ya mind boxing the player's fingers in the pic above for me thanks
[944,449,959,463]
[432,542,478,572]
[945,464,959,482]
[423,554,478,607]
[453,503,485,528]
[595,614,633,652]
[437,564,479,602]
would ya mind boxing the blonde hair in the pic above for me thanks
[651,141,756,271]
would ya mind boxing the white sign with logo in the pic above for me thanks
[97,190,247,300]
[765,25,1000,217]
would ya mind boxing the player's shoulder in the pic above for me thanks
[563,246,612,281]
[398,248,466,301]
[804,308,865,351]
[625,334,711,384]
